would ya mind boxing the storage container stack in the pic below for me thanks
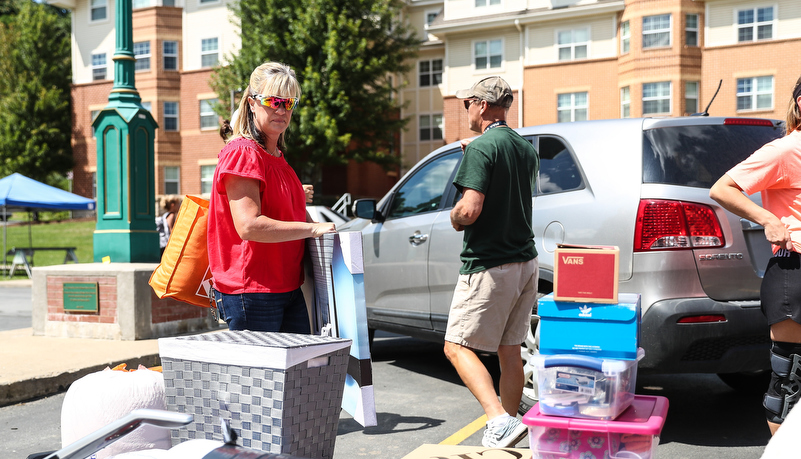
[521,245,669,459]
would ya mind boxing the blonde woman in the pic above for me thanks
[207,61,335,333]
[710,75,801,435]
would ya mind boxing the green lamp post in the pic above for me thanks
[91,0,159,262]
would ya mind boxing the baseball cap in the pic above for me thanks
[455,76,513,108]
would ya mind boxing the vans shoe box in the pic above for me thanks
[538,293,641,360]
[554,244,619,303]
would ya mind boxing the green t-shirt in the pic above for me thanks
[452,126,539,274]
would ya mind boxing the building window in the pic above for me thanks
[201,38,219,68]
[200,165,215,195]
[557,92,588,123]
[132,0,151,8]
[620,21,630,54]
[419,114,443,141]
[643,14,671,48]
[134,41,150,72]
[620,87,630,118]
[163,41,178,71]
[419,59,443,87]
[90,0,107,21]
[557,28,589,61]
[643,82,672,115]
[475,39,502,70]
[91,53,107,81]
[686,14,699,47]
[199,0,219,4]
[685,82,699,114]
[425,10,439,26]
[737,76,773,111]
[163,101,179,131]
[738,7,774,42]
[200,99,218,130]
[164,166,180,195]
[475,0,500,6]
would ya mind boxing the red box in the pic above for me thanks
[554,244,619,303]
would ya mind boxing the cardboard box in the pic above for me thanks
[554,244,620,303]
[402,444,532,459]
[538,293,641,360]
[523,395,669,459]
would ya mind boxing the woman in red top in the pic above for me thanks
[207,61,336,333]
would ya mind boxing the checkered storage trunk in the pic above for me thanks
[159,331,352,459]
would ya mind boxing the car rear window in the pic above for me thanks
[642,124,784,188]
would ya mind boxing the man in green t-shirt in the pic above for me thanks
[443,76,540,448]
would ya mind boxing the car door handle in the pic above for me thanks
[409,231,428,246]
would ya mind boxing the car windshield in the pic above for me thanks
[642,124,784,188]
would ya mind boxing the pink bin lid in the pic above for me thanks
[522,395,669,436]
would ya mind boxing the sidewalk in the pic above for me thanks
[0,327,161,406]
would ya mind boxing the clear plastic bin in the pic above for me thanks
[523,395,669,459]
[534,348,644,420]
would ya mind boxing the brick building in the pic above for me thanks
[51,0,801,203]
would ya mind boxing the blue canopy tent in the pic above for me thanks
[0,173,96,270]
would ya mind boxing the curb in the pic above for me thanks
[0,353,161,407]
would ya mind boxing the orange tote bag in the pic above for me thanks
[149,195,214,308]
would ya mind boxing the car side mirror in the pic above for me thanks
[353,199,377,221]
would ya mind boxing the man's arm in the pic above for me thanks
[450,188,485,231]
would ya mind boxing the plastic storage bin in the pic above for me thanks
[533,349,644,420]
[523,395,669,459]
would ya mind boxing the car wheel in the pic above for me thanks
[717,370,771,394]
[519,314,540,415]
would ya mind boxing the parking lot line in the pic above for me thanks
[439,414,487,445]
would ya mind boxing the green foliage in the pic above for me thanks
[0,0,72,186]
[210,0,419,182]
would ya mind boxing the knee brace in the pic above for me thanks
[764,341,801,424]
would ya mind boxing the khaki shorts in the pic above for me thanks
[445,258,539,352]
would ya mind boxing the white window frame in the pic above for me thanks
[199,99,218,130]
[163,41,178,71]
[643,14,672,49]
[474,0,500,7]
[164,166,180,195]
[90,0,107,22]
[163,101,179,132]
[736,6,775,42]
[419,114,443,141]
[737,76,774,111]
[200,37,219,68]
[556,28,589,61]
[419,59,443,87]
[473,38,503,72]
[642,81,672,115]
[685,14,699,47]
[91,53,107,81]
[620,87,631,118]
[620,20,630,54]
[134,41,150,72]
[685,81,699,114]
[557,92,588,123]
[200,165,216,195]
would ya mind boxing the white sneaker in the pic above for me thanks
[481,416,528,448]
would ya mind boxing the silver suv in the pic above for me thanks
[340,117,783,412]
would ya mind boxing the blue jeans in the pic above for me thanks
[213,288,311,334]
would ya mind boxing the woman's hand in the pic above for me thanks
[303,184,314,204]
[310,222,337,237]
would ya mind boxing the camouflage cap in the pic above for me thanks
[455,76,513,108]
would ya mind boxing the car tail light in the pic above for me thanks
[634,199,725,252]
[723,118,774,127]
[677,314,727,324]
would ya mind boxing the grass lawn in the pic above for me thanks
[2,218,95,276]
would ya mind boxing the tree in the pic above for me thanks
[0,0,72,186]
[210,0,419,183]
